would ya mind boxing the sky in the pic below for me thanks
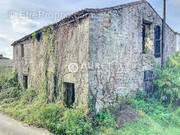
[0,0,180,59]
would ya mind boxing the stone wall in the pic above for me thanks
[176,33,180,52]
[13,17,90,107]
[88,2,176,111]
[13,1,177,112]
[55,18,90,107]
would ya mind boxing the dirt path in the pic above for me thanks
[0,112,53,135]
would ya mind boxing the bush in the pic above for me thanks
[94,109,116,128]
[0,69,18,89]
[37,104,93,135]
[21,88,37,104]
[58,107,93,135]
[37,104,64,131]
[0,70,20,104]
[0,87,20,103]
[154,52,180,106]
[135,90,147,101]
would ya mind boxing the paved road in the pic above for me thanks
[0,112,53,135]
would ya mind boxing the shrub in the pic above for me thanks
[0,87,20,103]
[135,90,147,101]
[21,88,37,104]
[58,107,93,135]
[37,104,93,135]
[0,70,20,104]
[154,52,180,106]
[94,109,116,128]
[37,104,64,131]
[0,70,18,89]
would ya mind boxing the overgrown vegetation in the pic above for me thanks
[43,25,56,55]
[154,52,180,105]
[0,69,20,104]
[0,69,115,135]
[32,32,41,41]
[118,91,180,135]
[0,53,180,135]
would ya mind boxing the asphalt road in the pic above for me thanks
[0,112,53,135]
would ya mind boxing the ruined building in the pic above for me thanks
[12,0,178,111]
[0,54,13,73]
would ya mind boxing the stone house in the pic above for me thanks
[12,0,178,111]
[0,54,13,73]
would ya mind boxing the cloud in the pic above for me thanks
[0,35,9,42]
[0,46,13,59]
[0,34,13,59]
[10,16,40,35]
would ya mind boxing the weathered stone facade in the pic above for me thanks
[176,33,180,52]
[88,0,177,111]
[12,0,177,112]
[13,17,90,106]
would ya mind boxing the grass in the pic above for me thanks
[95,96,180,135]
[116,99,180,135]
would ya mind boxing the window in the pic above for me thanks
[144,70,154,81]
[23,75,28,89]
[36,33,41,41]
[142,22,151,53]
[63,82,75,107]
[154,26,161,57]
[21,44,24,57]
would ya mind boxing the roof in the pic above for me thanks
[176,32,180,36]
[11,0,146,46]
[0,54,10,60]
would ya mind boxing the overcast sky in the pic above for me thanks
[0,0,180,59]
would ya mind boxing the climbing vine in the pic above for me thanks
[42,25,56,55]
[40,24,61,102]
[32,32,41,41]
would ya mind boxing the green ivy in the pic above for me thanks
[42,25,55,55]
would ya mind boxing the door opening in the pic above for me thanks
[23,75,28,89]
[63,82,75,107]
